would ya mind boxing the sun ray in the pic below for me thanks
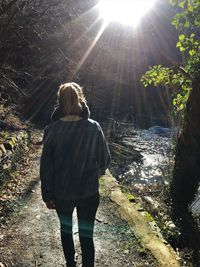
[72,22,107,77]
[63,6,101,53]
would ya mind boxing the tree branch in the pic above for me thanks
[174,66,192,80]
[0,0,18,16]
[0,71,27,96]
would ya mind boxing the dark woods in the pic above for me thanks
[0,0,178,127]
[1,0,200,264]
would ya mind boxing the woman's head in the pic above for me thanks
[71,82,86,103]
[58,82,85,116]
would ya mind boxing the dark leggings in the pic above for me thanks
[55,194,99,267]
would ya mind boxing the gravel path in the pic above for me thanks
[0,180,157,267]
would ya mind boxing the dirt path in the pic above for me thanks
[0,179,157,267]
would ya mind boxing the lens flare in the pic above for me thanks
[98,0,156,26]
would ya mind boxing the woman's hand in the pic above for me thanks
[45,200,55,209]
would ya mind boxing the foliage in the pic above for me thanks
[141,65,191,111]
[141,0,200,116]
[0,0,99,112]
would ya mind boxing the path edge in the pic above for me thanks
[101,172,181,267]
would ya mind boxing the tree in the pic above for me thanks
[141,0,200,250]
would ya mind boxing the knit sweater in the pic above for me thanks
[40,118,110,202]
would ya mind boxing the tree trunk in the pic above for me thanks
[171,77,200,248]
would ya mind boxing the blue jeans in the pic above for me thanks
[55,194,99,267]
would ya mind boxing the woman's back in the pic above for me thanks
[40,118,110,201]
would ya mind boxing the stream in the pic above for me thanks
[113,124,174,187]
[112,123,200,215]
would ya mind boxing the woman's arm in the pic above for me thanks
[96,124,111,175]
[40,126,55,204]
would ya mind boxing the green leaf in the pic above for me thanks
[184,21,190,28]
[189,49,196,56]
[188,5,194,12]
[179,104,184,110]
[180,46,186,52]
[179,34,185,41]
[178,1,185,8]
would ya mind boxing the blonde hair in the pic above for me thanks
[71,82,86,103]
[58,82,85,116]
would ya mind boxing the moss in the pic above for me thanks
[143,211,154,222]
[0,132,29,188]
[8,137,17,148]
[137,247,147,257]
[126,193,136,203]
[1,131,9,139]
[99,177,107,196]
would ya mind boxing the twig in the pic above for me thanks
[174,65,192,80]
[0,71,27,96]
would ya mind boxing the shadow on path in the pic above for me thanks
[0,181,157,267]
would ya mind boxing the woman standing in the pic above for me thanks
[40,82,110,267]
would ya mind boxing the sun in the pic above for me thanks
[98,0,156,26]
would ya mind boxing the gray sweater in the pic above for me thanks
[40,118,110,202]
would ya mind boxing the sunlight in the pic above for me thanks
[98,0,156,26]
[73,22,107,76]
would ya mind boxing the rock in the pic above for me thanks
[109,142,142,162]
[123,249,129,254]
[142,196,159,209]
[148,126,178,137]
[165,221,176,230]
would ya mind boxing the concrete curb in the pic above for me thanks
[102,172,181,267]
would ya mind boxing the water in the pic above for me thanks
[116,126,174,187]
[115,124,200,216]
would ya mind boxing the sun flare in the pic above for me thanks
[98,0,156,26]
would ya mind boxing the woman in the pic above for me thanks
[40,82,110,267]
